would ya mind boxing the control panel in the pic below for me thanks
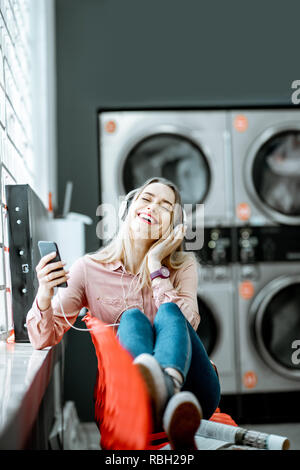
[237,226,300,263]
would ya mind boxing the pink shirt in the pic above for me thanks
[26,254,200,350]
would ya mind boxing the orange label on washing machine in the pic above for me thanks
[105,120,117,133]
[239,281,254,300]
[237,202,251,221]
[243,371,257,389]
[234,114,248,132]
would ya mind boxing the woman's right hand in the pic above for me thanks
[36,251,70,311]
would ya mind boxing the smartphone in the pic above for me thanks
[38,241,68,288]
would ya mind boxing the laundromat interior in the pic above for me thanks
[0,0,300,451]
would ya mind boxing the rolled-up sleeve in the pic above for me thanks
[26,256,87,349]
[152,258,200,330]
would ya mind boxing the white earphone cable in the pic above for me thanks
[55,263,138,332]
[56,288,120,332]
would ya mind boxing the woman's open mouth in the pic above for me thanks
[137,212,158,225]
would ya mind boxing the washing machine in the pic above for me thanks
[229,109,300,226]
[235,225,300,394]
[194,226,238,394]
[99,110,233,229]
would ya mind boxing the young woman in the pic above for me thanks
[26,177,220,450]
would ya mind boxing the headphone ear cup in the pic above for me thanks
[118,188,139,221]
[173,204,187,227]
[182,207,187,226]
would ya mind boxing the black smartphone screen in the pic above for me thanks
[38,241,68,288]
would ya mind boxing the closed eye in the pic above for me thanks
[142,197,171,212]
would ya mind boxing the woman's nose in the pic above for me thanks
[145,201,155,210]
[145,203,159,219]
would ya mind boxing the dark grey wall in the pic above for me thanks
[55,0,300,421]
[55,0,299,253]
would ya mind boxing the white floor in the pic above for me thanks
[74,422,101,450]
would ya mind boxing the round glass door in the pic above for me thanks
[261,283,300,370]
[252,131,300,217]
[196,297,218,356]
[122,133,210,207]
[253,280,300,379]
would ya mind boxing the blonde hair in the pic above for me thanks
[88,177,195,291]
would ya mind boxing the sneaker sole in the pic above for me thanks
[133,354,168,428]
[163,392,202,450]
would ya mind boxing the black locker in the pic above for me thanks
[5,184,50,342]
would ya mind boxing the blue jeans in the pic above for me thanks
[117,302,221,419]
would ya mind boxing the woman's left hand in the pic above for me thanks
[147,224,186,268]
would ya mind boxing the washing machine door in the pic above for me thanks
[122,133,210,207]
[246,128,300,224]
[196,296,218,357]
[250,275,300,380]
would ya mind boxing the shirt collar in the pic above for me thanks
[106,260,125,271]
[106,260,141,277]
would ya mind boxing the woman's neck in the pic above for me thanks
[124,238,152,275]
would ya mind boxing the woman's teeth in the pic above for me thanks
[138,213,156,224]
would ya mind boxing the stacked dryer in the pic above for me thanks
[229,110,300,395]
[99,110,238,394]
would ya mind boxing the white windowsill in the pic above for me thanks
[0,340,62,449]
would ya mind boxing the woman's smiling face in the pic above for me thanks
[129,182,176,241]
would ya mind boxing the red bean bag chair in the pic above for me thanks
[84,313,237,450]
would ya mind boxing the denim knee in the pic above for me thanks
[154,302,184,328]
[117,308,154,358]
[119,307,146,324]
[118,307,152,336]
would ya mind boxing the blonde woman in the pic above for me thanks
[26,177,220,450]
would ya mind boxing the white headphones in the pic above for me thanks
[118,189,139,221]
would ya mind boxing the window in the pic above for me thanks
[0,0,56,338]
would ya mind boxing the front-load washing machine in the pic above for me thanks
[235,225,300,394]
[99,110,233,231]
[229,109,300,226]
[195,226,238,394]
